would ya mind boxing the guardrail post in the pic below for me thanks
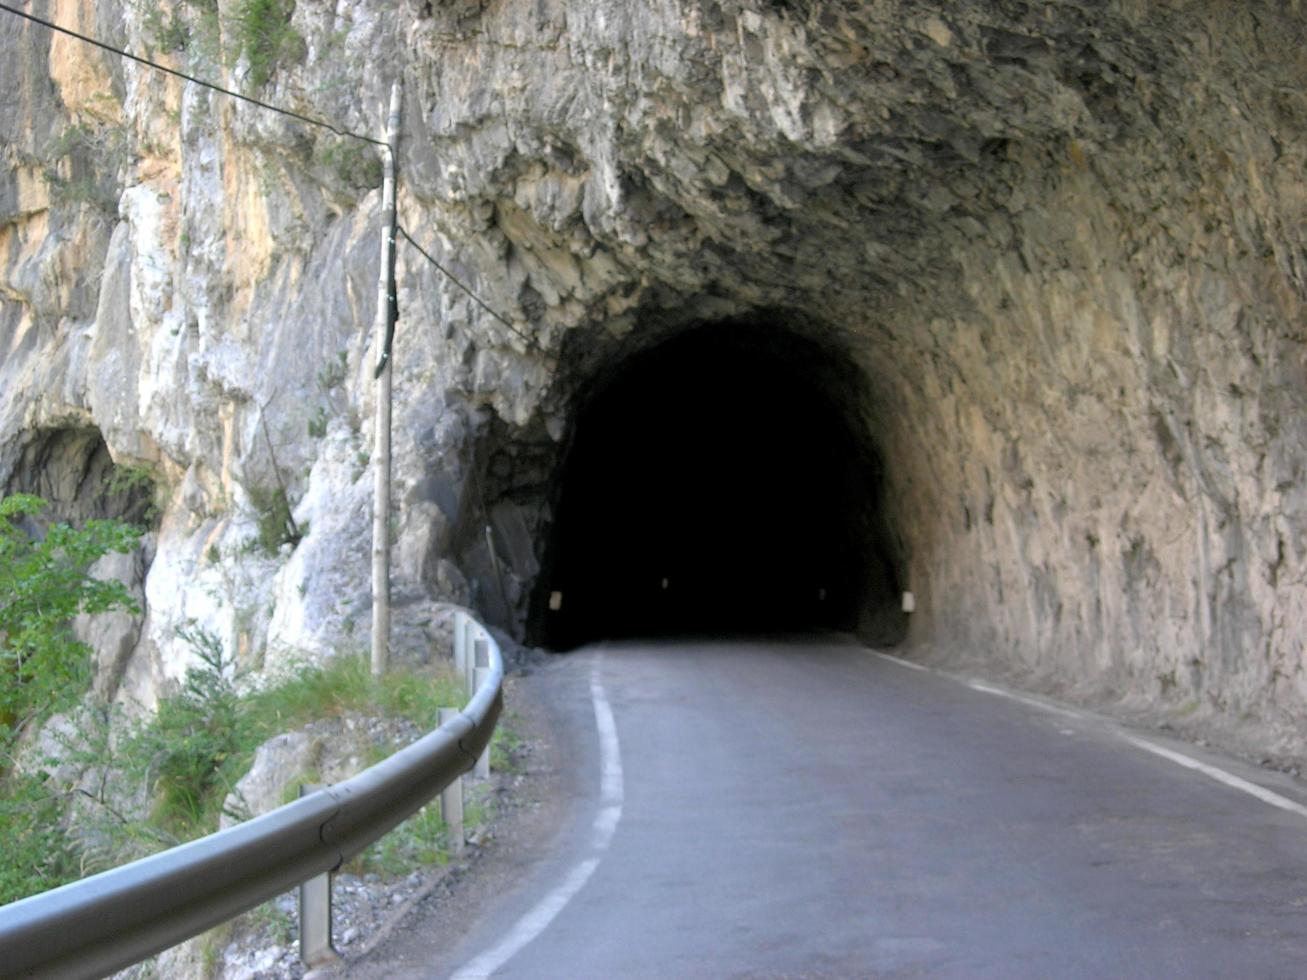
[474,665,492,779]
[438,708,465,855]
[298,784,338,967]
[453,615,468,676]
[471,635,489,695]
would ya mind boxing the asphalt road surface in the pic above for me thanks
[359,636,1307,978]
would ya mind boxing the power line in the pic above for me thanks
[0,0,387,148]
[1,0,542,356]
[398,225,541,353]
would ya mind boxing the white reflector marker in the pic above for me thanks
[902,591,916,613]
[549,591,563,611]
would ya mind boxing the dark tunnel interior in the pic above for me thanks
[532,322,903,649]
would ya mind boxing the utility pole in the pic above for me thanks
[371,82,401,677]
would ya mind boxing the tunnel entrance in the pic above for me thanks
[532,320,903,649]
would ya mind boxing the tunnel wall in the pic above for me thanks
[858,46,1306,756]
[421,0,1307,760]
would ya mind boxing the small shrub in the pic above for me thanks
[0,617,476,901]
[245,483,301,554]
[317,139,383,192]
[40,175,119,212]
[141,5,191,52]
[127,625,247,831]
[247,655,463,734]
[246,899,294,945]
[41,122,128,213]
[307,406,329,439]
[490,712,527,774]
[316,351,349,393]
[101,463,161,526]
[353,801,448,876]
[102,463,153,497]
[233,0,302,89]
[189,2,223,62]
[373,664,465,732]
[151,650,464,834]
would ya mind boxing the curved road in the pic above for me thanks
[358,637,1307,978]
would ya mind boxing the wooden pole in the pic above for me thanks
[371,82,401,678]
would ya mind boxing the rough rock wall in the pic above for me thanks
[1,0,1305,760]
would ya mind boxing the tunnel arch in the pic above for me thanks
[528,316,906,649]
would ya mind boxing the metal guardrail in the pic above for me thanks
[0,610,503,980]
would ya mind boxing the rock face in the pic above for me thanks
[219,714,423,827]
[2,1,1305,761]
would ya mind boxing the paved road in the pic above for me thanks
[362,636,1307,978]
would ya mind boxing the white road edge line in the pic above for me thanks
[966,679,1307,821]
[881,646,1307,823]
[449,659,624,980]
[874,651,929,672]
[1124,735,1307,821]
[966,680,1083,720]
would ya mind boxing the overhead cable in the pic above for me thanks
[0,0,387,148]
[398,225,541,353]
[2,0,543,356]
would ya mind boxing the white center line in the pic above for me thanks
[449,658,623,979]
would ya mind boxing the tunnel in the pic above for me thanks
[529,319,904,650]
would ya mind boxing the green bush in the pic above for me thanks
[142,6,191,52]
[316,351,349,393]
[126,626,247,830]
[247,652,466,738]
[0,494,142,901]
[245,483,302,554]
[0,772,80,904]
[0,494,141,760]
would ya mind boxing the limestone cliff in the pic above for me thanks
[2,0,1305,764]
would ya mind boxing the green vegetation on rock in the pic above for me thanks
[124,632,469,838]
[0,603,498,903]
[246,483,303,555]
[0,494,142,902]
[0,497,514,905]
[233,0,301,89]
[0,494,141,761]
